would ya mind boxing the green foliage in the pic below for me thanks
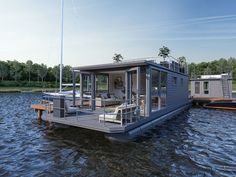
[0,80,57,88]
[63,65,72,83]
[0,61,9,80]
[188,57,236,80]
[158,46,170,61]
[9,60,22,81]
[0,59,77,87]
[38,64,48,82]
[113,53,123,63]
[233,81,236,90]
[25,60,33,83]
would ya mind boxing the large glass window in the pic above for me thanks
[82,74,91,95]
[195,82,200,94]
[151,69,160,112]
[160,72,167,108]
[96,74,109,93]
[203,81,209,94]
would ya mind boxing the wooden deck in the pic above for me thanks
[192,97,236,106]
[31,103,53,119]
[204,105,236,110]
[44,110,127,133]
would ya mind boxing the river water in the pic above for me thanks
[0,93,235,177]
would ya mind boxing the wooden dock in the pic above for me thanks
[31,103,53,120]
[192,97,236,110]
[192,97,236,105]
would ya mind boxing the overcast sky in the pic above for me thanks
[0,0,236,67]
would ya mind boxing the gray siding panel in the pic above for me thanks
[150,67,189,117]
[167,72,189,110]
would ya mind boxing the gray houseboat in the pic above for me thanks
[43,59,190,141]
[190,74,232,98]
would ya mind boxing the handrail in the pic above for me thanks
[42,95,146,126]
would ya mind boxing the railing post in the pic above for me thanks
[103,98,105,125]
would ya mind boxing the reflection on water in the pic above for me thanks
[0,93,236,176]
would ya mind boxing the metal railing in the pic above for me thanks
[41,95,147,126]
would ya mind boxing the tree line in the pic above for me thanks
[156,46,236,80]
[0,55,235,87]
[0,60,72,86]
[188,57,236,80]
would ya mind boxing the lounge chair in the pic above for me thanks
[65,100,80,115]
[99,106,121,123]
[99,103,138,125]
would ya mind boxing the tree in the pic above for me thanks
[9,60,22,81]
[113,53,123,63]
[0,61,9,81]
[52,65,60,86]
[38,64,48,83]
[32,63,40,83]
[63,65,72,83]
[158,46,170,61]
[25,60,33,83]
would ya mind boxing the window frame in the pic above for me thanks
[203,81,209,94]
[96,74,109,93]
[195,81,200,94]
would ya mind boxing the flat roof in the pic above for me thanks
[190,78,233,81]
[72,60,188,76]
[72,60,149,71]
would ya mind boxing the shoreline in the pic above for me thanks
[0,88,58,93]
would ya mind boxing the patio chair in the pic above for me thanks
[99,103,137,124]
[65,100,80,115]
[99,106,121,123]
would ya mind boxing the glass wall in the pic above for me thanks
[160,72,167,108]
[151,69,160,112]
[82,74,91,95]
[96,74,109,94]
[131,71,137,104]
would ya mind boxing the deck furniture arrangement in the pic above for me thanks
[95,98,120,107]
[95,93,121,107]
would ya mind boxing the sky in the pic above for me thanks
[0,0,236,67]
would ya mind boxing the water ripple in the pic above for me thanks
[0,93,236,176]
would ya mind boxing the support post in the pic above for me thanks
[80,73,83,107]
[37,110,43,120]
[72,70,76,107]
[158,71,161,110]
[125,71,131,104]
[136,67,140,107]
[59,0,64,92]
[91,73,96,111]
[145,66,151,117]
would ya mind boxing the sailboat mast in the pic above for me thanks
[60,0,64,92]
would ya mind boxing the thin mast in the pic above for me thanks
[60,0,64,92]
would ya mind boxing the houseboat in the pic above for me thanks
[190,74,232,98]
[190,74,236,110]
[35,59,191,141]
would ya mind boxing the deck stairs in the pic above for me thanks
[222,76,231,98]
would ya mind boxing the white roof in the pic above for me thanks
[200,74,228,79]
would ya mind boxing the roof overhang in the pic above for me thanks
[72,60,148,72]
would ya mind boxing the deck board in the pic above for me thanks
[45,110,126,133]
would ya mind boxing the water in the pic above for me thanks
[0,93,236,177]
